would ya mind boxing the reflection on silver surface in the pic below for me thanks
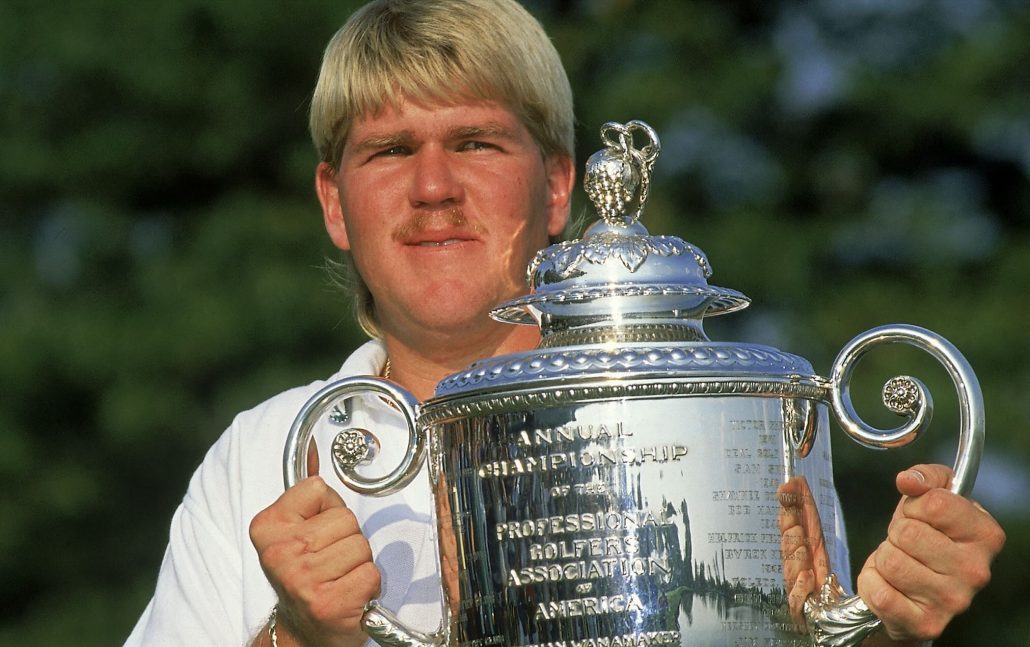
[427,390,844,646]
[284,121,984,646]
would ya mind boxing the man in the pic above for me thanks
[126,1,1004,646]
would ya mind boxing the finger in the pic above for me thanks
[777,476,808,509]
[781,535,809,584]
[280,476,347,522]
[779,504,810,567]
[307,438,320,476]
[272,530,376,596]
[892,504,1000,601]
[779,503,803,534]
[873,538,960,613]
[317,561,383,631]
[298,532,375,579]
[857,562,935,642]
[340,561,382,600]
[787,567,815,630]
[778,477,807,532]
[251,477,347,547]
[290,504,364,555]
[280,561,381,636]
[901,488,997,543]
[896,464,953,497]
[886,516,958,576]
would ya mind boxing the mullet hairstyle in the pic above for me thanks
[310,0,575,339]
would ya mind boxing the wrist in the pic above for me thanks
[266,605,306,647]
[267,605,280,647]
[860,630,932,647]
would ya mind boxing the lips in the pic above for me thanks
[393,209,485,248]
[400,225,481,248]
[416,239,464,247]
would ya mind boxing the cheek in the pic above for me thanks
[494,172,548,225]
[339,187,386,240]
[516,183,557,245]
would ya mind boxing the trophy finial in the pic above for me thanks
[492,118,749,345]
[584,120,661,226]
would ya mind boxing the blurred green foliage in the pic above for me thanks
[1,1,1028,645]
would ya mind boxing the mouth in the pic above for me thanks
[415,238,465,247]
[395,209,485,248]
[404,230,479,248]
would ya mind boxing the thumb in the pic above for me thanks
[896,464,953,497]
[307,438,320,476]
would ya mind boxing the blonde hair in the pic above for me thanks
[310,0,575,338]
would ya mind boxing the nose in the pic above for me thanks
[408,145,464,208]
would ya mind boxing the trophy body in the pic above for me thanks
[426,358,838,647]
[284,121,983,647]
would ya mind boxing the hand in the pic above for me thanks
[250,475,380,647]
[433,474,461,620]
[856,464,1005,643]
[778,475,831,631]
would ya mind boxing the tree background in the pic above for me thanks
[1,0,1027,645]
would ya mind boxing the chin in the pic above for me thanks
[429,281,523,316]
[419,306,500,334]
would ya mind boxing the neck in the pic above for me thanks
[381,323,540,401]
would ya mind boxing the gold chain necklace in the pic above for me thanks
[382,357,391,380]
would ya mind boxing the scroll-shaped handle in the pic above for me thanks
[805,324,985,646]
[283,377,447,646]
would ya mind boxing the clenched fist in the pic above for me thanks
[250,476,380,647]
[857,464,1005,644]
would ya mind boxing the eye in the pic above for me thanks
[372,145,410,159]
[458,140,496,152]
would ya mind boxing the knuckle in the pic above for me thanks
[303,475,330,497]
[963,560,992,591]
[260,540,293,569]
[249,507,275,540]
[913,611,948,641]
[869,582,897,617]
[294,552,320,578]
[325,505,360,531]
[876,595,943,642]
[987,523,1007,553]
[890,517,924,548]
[354,535,374,562]
[922,488,951,516]
[355,561,382,595]
[875,543,904,576]
[855,567,874,597]
[935,585,968,616]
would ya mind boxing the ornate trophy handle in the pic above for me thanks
[805,324,985,646]
[283,377,446,646]
[283,377,423,494]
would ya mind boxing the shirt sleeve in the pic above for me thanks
[124,420,269,647]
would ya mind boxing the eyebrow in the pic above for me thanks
[349,122,521,155]
[349,131,416,155]
[448,123,519,142]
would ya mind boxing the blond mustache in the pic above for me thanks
[392,208,486,240]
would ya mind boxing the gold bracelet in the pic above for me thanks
[267,604,279,647]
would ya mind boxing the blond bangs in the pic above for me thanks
[310,0,572,170]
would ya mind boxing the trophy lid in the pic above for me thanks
[491,120,750,348]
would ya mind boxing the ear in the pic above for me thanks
[544,154,576,238]
[315,162,351,251]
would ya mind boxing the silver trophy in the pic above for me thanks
[284,121,983,647]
